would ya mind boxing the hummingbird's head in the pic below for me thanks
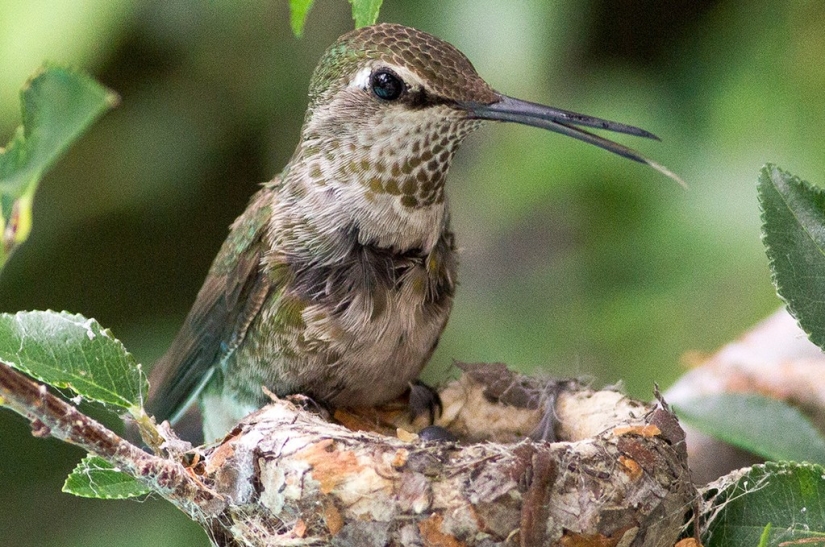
[300,23,498,211]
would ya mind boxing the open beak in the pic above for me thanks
[458,94,684,186]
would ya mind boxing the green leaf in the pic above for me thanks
[757,523,772,547]
[0,311,148,411]
[349,0,383,27]
[63,455,150,499]
[0,65,117,269]
[288,0,315,37]
[674,393,825,465]
[759,164,825,349]
[703,462,825,547]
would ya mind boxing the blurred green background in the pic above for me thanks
[1,0,820,544]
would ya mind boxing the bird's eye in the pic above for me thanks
[370,69,404,101]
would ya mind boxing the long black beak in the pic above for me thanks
[459,94,684,185]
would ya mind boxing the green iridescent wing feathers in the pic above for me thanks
[146,188,276,425]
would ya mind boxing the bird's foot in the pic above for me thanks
[408,380,443,426]
[285,393,332,420]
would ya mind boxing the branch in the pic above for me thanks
[666,308,825,483]
[0,360,224,518]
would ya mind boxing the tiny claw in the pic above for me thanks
[408,380,442,425]
[286,393,332,419]
[418,425,457,443]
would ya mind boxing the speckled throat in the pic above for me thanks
[278,105,486,256]
[299,109,482,209]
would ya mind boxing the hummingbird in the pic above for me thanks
[147,23,677,442]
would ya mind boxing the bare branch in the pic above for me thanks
[666,308,825,483]
[0,360,224,518]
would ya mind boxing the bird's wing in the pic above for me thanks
[146,186,277,425]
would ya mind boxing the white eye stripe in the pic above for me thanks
[350,67,372,90]
[349,65,424,94]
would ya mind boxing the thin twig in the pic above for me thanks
[0,361,225,518]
